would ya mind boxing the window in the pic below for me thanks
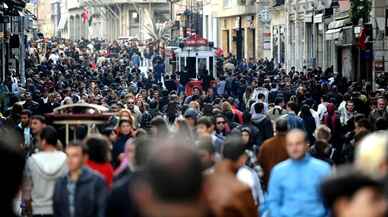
[224,0,232,8]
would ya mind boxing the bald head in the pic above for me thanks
[286,129,309,160]
[145,142,203,203]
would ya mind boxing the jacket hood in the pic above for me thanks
[252,113,268,123]
[327,103,336,114]
[31,151,67,179]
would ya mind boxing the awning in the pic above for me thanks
[325,28,342,40]
[58,15,68,31]
[328,19,349,29]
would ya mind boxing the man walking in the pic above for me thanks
[22,126,67,217]
[267,129,331,217]
[53,142,109,217]
[257,118,289,191]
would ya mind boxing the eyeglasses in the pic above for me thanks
[216,121,225,125]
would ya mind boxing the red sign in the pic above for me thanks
[184,35,208,47]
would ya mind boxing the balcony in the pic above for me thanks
[73,0,168,8]
[217,1,256,17]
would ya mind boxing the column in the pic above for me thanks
[244,28,249,59]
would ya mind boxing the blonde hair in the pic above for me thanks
[314,125,332,142]
[355,131,388,177]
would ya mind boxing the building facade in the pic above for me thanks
[217,0,260,60]
[202,0,219,47]
[40,0,170,41]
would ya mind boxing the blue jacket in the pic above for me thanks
[283,112,305,130]
[267,155,331,217]
[53,167,109,217]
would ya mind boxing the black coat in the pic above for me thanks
[106,172,143,217]
[53,167,109,217]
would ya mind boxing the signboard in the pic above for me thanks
[184,35,208,46]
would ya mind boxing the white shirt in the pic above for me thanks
[317,103,327,120]
[49,53,59,64]
[237,166,264,208]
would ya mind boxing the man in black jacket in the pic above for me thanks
[252,102,274,145]
[53,142,108,217]
[106,136,152,217]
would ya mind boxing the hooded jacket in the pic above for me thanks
[24,151,67,215]
[251,113,274,145]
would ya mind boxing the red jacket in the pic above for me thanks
[86,160,114,188]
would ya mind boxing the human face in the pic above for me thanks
[196,124,210,138]
[120,122,132,135]
[128,99,135,110]
[193,88,200,96]
[207,88,214,96]
[31,119,45,135]
[377,99,386,111]
[337,188,386,217]
[347,102,354,112]
[286,131,309,160]
[21,114,30,127]
[66,146,85,172]
[198,149,214,171]
[241,131,250,145]
[215,118,225,131]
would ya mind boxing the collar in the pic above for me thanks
[290,154,311,164]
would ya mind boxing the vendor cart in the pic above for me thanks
[175,35,217,79]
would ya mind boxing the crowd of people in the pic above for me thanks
[1,37,388,217]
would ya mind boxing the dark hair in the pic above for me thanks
[254,102,265,113]
[150,116,169,137]
[119,119,131,127]
[242,112,251,124]
[355,117,371,131]
[84,136,110,163]
[40,126,58,146]
[31,115,46,124]
[197,116,213,128]
[67,141,88,155]
[101,127,115,138]
[0,127,25,204]
[287,101,297,112]
[222,136,245,161]
[299,104,312,118]
[145,144,203,203]
[376,117,388,131]
[320,167,382,211]
[276,118,288,133]
[258,93,265,100]
[274,97,284,106]
[21,109,32,117]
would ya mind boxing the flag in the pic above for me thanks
[358,27,367,50]
[81,7,89,24]
[88,14,93,26]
